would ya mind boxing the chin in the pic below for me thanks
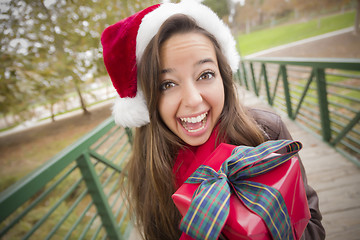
[181,132,212,146]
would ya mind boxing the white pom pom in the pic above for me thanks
[112,91,150,127]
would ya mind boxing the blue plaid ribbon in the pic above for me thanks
[180,140,302,240]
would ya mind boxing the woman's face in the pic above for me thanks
[158,32,225,146]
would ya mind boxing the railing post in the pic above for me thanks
[241,61,249,90]
[293,70,314,119]
[125,127,133,146]
[262,63,272,105]
[331,111,360,146]
[281,65,293,119]
[315,68,331,142]
[76,153,122,240]
[250,62,258,96]
[235,69,241,86]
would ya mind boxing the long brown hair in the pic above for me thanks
[125,14,265,240]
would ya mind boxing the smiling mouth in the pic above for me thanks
[179,112,208,133]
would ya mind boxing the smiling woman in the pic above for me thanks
[101,1,325,240]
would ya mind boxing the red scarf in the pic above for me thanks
[172,126,222,190]
[172,126,231,240]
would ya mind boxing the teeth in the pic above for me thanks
[180,112,208,123]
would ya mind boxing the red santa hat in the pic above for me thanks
[101,1,239,128]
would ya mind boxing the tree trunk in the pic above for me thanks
[294,8,299,19]
[246,19,250,34]
[50,102,55,122]
[258,10,263,25]
[355,0,360,35]
[74,81,90,115]
[317,2,321,29]
[62,99,68,111]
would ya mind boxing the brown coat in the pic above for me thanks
[250,108,326,240]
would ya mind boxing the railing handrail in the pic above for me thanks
[0,116,133,239]
[243,57,360,71]
[0,117,116,223]
[238,57,360,166]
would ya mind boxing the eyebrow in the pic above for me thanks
[196,58,215,66]
[160,58,216,74]
[161,68,174,74]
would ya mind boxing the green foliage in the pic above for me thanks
[237,10,356,56]
[0,52,33,121]
[0,0,158,122]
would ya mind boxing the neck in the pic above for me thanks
[173,125,223,189]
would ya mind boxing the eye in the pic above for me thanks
[160,81,176,91]
[199,71,215,81]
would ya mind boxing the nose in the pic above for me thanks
[182,81,203,108]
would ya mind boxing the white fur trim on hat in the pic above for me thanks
[136,1,240,72]
[112,91,150,127]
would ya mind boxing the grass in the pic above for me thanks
[237,10,356,56]
[0,123,20,133]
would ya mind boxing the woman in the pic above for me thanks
[101,2,325,239]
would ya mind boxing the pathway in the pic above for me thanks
[245,27,360,59]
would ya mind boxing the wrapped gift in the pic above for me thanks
[172,140,310,240]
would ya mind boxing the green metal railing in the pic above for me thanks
[0,117,133,239]
[236,57,360,166]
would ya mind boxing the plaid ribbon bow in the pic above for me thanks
[180,140,302,240]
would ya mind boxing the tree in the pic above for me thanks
[232,0,263,33]
[0,1,34,124]
[0,52,32,124]
[355,0,360,34]
[202,0,231,21]
[0,0,158,124]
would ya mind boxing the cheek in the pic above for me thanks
[158,97,167,122]
[216,89,225,117]
[209,79,225,113]
[158,95,177,127]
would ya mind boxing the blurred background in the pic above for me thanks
[0,0,359,239]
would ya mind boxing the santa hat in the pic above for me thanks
[101,1,239,128]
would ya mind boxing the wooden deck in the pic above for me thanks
[240,89,360,240]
